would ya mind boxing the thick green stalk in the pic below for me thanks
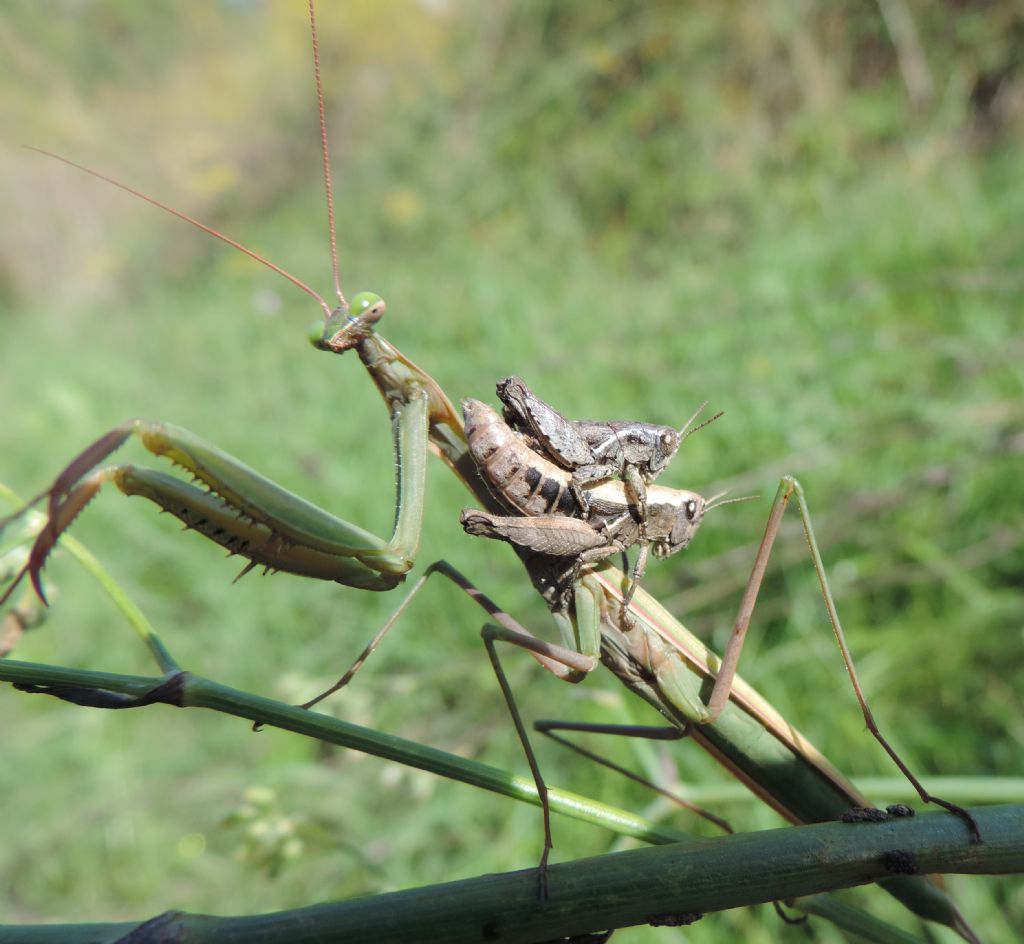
[0,805,1018,944]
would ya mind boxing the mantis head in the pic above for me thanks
[309,291,386,353]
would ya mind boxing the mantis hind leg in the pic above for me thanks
[532,718,733,834]
[704,475,981,842]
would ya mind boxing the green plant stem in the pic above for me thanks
[0,660,993,941]
[0,659,684,846]
[680,776,1024,806]
[1,805,1018,944]
[0,481,177,671]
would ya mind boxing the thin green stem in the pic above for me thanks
[0,659,685,847]
[0,480,178,671]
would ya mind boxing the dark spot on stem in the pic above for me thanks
[479,919,502,940]
[881,849,920,875]
[840,806,889,823]
[648,912,703,927]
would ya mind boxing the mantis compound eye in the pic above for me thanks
[349,291,385,315]
[308,318,330,348]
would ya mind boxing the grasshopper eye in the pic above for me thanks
[685,499,697,520]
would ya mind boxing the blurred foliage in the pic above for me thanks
[1,1,1022,942]
[2,0,1023,309]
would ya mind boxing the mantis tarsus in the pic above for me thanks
[0,1,984,939]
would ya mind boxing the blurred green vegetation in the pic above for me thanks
[1,1,1022,941]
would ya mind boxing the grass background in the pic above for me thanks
[1,1,1022,940]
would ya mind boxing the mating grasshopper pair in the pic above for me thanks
[0,1,985,939]
[463,377,726,612]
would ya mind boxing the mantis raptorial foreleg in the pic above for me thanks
[0,0,473,617]
[0,380,430,607]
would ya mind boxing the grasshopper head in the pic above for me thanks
[647,427,682,476]
[309,291,386,353]
[650,491,705,559]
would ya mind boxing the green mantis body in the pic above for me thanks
[0,3,982,940]
[0,291,978,938]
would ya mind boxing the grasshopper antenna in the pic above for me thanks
[307,0,346,311]
[705,491,758,513]
[25,146,333,321]
[679,401,724,444]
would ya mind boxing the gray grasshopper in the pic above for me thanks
[459,397,726,607]
[496,376,719,520]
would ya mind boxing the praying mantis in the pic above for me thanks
[0,2,993,940]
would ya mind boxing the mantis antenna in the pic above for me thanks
[307,0,346,311]
[24,146,334,321]
[26,4,351,323]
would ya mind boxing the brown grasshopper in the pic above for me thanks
[459,396,727,608]
[495,376,720,521]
